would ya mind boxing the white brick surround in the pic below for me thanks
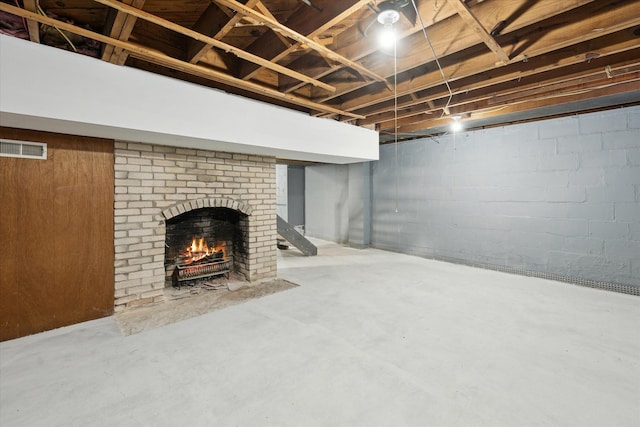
[113,141,277,311]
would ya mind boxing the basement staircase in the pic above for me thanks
[277,215,317,256]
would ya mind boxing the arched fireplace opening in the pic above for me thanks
[164,207,249,287]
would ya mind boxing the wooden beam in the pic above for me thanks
[393,79,640,135]
[488,64,640,106]
[330,0,457,57]
[361,52,640,126]
[376,56,640,130]
[313,0,597,103]
[448,0,510,64]
[214,0,388,84]
[254,1,292,49]
[336,1,640,113]
[94,0,335,92]
[605,63,640,78]
[240,0,362,81]
[22,0,40,43]
[0,2,363,119]
[247,0,370,84]
[187,3,235,64]
[188,0,260,64]
[101,0,144,65]
[239,0,368,82]
[351,32,640,121]
[378,56,640,130]
[284,0,502,95]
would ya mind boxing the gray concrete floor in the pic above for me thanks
[1,239,639,427]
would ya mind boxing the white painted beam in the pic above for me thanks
[0,35,378,164]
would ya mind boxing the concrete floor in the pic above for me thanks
[1,239,639,426]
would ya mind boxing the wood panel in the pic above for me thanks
[0,128,114,341]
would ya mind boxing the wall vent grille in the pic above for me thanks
[0,139,47,160]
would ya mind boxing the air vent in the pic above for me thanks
[0,139,47,160]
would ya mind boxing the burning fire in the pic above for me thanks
[183,237,225,264]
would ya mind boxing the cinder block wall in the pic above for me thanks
[372,106,640,286]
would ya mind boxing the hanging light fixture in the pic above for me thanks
[377,4,400,48]
[450,115,463,132]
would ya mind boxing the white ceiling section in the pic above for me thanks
[0,35,378,164]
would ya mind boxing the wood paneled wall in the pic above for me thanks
[0,128,114,341]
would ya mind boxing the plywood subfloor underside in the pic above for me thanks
[1,239,639,426]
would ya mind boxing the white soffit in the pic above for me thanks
[0,35,378,164]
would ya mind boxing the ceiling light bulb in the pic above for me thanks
[379,23,396,48]
[450,116,463,132]
[377,9,400,26]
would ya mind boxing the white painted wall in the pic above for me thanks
[305,164,349,243]
[0,35,378,164]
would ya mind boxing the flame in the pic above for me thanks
[183,237,225,264]
[213,244,226,259]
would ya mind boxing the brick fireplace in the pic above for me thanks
[113,141,277,311]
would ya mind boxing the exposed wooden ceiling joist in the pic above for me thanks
[2,0,638,142]
[94,0,335,92]
[357,32,640,124]
[213,0,388,84]
[377,55,640,132]
[187,0,260,65]
[0,2,363,119]
[391,79,640,137]
[101,0,144,65]
[21,0,40,43]
[314,0,603,105]
[245,0,371,83]
[447,0,510,64]
[336,1,640,115]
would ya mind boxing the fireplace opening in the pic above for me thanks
[164,207,248,287]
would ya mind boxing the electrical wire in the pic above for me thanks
[36,0,77,52]
[393,25,399,214]
[410,0,453,117]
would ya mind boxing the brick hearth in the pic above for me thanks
[113,141,277,311]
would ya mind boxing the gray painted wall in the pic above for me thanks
[348,162,372,248]
[287,166,305,227]
[305,164,349,243]
[372,106,640,286]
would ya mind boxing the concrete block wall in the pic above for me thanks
[114,142,277,311]
[372,106,640,287]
